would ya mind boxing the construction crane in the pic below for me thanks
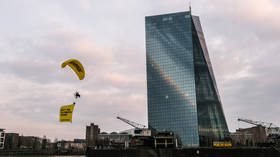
[237,118,273,128]
[116,116,146,129]
[238,118,280,137]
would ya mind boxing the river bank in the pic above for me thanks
[0,150,85,156]
[87,147,280,157]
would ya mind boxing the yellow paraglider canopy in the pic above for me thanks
[61,59,85,80]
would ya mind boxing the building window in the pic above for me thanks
[163,18,168,21]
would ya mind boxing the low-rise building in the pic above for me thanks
[70,141,86,151]
[237,126,267,144]
[231,125,268,146]
[56,140,86,153]
[0,129,5,149]
[230,132,254,146]
[19,136,43,150]
[42,136,53,151]
[98,132,131,148]
[74,139,86,143]
[4,133,19,150]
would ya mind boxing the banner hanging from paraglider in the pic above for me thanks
[59,104,75,122]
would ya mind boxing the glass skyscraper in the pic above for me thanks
[145,11,229,147]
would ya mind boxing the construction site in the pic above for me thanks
[86,117,180,149]
[85,116,280,157]
[232,118,280,147]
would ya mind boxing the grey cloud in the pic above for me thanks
[200,0,280,131]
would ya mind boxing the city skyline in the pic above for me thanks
[0,0,280,141]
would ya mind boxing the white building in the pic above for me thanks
[0,129,5,149]
[120,128,151,137]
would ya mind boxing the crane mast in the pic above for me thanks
[116,116,146,129]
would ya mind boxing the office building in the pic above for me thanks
[86,123,100,147]
[145,11,229,146]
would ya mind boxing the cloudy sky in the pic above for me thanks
[0,0,279,140]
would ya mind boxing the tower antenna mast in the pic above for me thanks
[189,0,192,14]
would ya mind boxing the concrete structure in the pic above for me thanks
[154,131,177,148]
[230,132,254,146]
[236,126,267,146]
[86,123,100,147]
[0,129,5,149]
[145,11,229,147]
[230,126,268,146]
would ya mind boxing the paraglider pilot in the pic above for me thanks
[74,91,81,99]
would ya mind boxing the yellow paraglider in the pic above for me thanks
[61,59,85,80]
[59,59,85,123]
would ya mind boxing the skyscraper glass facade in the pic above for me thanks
[145,11,229,147]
